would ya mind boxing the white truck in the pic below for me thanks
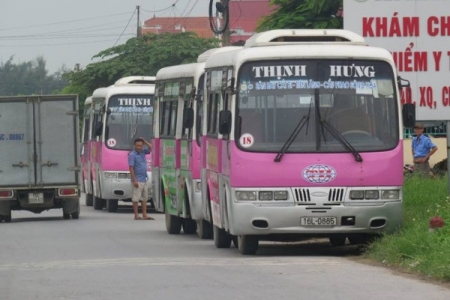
[0,95,81,222]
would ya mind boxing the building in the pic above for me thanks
[141,0,274,44]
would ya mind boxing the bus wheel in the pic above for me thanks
[348,234,376,245]
[85,193,93,206]
[93,196,103,210]
[329,235,347,247]
[213,225,231,248]
[232,236,238,248]
[106,200,118,213]
[165,209,181,234]
[182,218,197,234]
[237,235,259,255]
[196,220,213,239]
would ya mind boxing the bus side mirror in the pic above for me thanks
[95,122,103,136]
[218,110,232,135]
[402,103,416,128]
[397,76,410,90]
[183,108,194,129]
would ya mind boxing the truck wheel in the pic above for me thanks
[213,225,232,248]
[0,215,12,223]
[71,210,79,219]
[182,218,197,234]
[106,200,118,213]
[93,196,103,210]
[237,235,259,255]
[85,193,93,206]
[63,212,70,220]
[196,220,213,239]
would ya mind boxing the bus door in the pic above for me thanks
[179,79,194,216]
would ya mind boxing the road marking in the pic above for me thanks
[0,257,344,271]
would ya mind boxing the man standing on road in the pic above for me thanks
[411,123,438,176]
[129,137,154,220]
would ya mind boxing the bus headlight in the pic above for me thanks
[381,190,400,200]
[259,191,273,201]
[236,191,257,201]
[365,190,379,200]
[104,172,118,179]
[349,190,364,200]
[274,191,288,200]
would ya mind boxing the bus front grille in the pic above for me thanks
[294,188,344,203]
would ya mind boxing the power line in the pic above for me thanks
[0,39,120,48]
[0,28,136,40]
[0,19,135,37]
[141,1,180,13]
[0,12,133,32]
[112,9,137,47]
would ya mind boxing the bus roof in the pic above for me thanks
[204,43,394,70]
[92,84,155,100]
[244,29,367,47]
[156,46,244,81]
[114,76,156,85]
[156,62,205,82]
[197,46,243,63]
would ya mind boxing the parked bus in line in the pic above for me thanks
[152,47,241,238]
[82,76,156,212]
[80,96,94,206]
[201,29,415,254]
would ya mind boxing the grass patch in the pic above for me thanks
[366,174,450,280]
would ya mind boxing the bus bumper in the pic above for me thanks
[228,201,402,236]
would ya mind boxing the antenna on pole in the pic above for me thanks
[209,0,230,35]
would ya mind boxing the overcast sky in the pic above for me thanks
[0,0,210,73]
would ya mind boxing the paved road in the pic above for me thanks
[1,196,449,300]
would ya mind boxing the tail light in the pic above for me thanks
[58,189,78,196]
[0,190,13,198]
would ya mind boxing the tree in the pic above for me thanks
[63,32,220,99]
[256,0,343,32]
[0,56,68,96]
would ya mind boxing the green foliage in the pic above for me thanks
[367,174,450,280]
[63,32,219,100]
[257,0,343,32]
[0,56,68,96]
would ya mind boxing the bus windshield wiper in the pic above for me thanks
[320,120,363,162]
[274,103,312,162]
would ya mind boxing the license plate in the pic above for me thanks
[28,192,44,204]
[301,217,337,226]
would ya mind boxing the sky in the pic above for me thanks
[0,0,210,74]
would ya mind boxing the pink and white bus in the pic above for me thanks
[80,96,94,206]
[202,29,415,254]
[82,76,155,212]
[152,47,241,238]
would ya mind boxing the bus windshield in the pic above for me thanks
[236,59,399,153]
[106,94,153,150]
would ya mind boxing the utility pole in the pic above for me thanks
[136,5,141,37]
[222,26,231,46]
[220,0,231,46]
